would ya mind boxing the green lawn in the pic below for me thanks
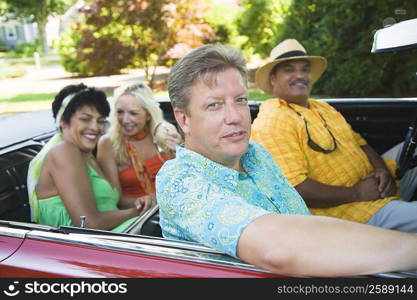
[0,93,55,115]
[0,55,61,80]
[249,90,272,101]
[0,89,274,116]
[0,93,55,103]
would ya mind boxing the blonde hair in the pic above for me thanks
[168,44,247,113]
[108,82,178,166]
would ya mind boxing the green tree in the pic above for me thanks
[2,0,75,54]
[236,0,291,57]
[61,0,215,87]
[279,0,417,97]
[203,0,243,46]
[239,0,417,97]
[0,1,7,14]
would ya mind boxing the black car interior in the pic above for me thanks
[1,99,417,237]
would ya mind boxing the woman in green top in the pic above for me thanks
[27,84,147,231]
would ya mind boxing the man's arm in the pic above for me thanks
[238,214,417,277]
[295,176,380,208]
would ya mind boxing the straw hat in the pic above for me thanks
[255,39,327,94]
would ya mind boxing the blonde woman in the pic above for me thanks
[97,82,181,211]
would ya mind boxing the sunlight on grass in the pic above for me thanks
[248,90,271,101]
[0,89,277,116]
[0,93,55,115]
[0,93,56,103]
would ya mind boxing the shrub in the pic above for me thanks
[9,41,41,58]
[58,23,132,76]
[0,39,9,52]
[58,0,215,87]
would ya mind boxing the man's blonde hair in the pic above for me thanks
[168,44,247,114]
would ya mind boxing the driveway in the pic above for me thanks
[0,64,170,116]
[0,59,263,116]
[0,64,170,97]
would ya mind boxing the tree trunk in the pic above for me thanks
[37,18,48,54]
[37,0,49,54]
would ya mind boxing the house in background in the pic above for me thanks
[0,0,85,51]
[0,12,70,51]
[0,18,39,49]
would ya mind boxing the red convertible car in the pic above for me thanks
[1,18,417,278]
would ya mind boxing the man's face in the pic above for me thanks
[270,59,312,106]
[174,68,251,171]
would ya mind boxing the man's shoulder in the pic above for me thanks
[157,153,205,185]
[310,98,338,111]
[248,140,269,154]
[252,100,298,134]
[246,141,276,166]
[252,99,292,129]
[157,156,189,178]
[258,98,282,112]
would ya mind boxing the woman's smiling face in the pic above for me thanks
[61,105,107,153]
[115,94,149,137]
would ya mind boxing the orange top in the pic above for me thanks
[118,154,169,198]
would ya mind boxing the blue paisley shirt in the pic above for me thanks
[156,141,310,258]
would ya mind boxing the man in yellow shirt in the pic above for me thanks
[251,39,417,232]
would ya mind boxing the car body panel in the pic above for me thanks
[0,227,277,278]
[0,236,24,263]
[0,110,54,154]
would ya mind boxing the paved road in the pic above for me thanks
[0,60,263,116]
[0,64,171,116]
[0,64,170,97]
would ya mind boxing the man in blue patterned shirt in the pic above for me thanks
[157,44,417,276]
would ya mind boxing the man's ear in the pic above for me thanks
[269,73,276,88]
[173,108,190,135]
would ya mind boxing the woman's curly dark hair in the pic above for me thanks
[52,83,110,123]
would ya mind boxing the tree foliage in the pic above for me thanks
[60,0,215,87]
[238,0,417,97]
[2,0,74,53]
[203,0,242,46]
[236,0,290,57]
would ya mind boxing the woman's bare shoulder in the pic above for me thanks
[47,142,85,166]
[98,134,113,149]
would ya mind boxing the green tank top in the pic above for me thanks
[37,165,137,232]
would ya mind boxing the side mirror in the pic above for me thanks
[371,18,417,53]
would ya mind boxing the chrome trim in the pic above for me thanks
[71,232,223,255]
[0,140,44,155]
[0,227,29,239]
[26,230,271,274]
[322,97,417,103]
[124,204,159,234]
[371,272,417,278]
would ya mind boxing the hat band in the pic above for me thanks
[275,50,306,60]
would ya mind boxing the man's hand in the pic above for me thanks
[364,168,397,198]
[353,176,380,202]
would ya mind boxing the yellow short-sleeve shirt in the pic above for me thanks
[251,98,397,223]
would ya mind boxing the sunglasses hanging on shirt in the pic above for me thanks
[287,105,337,154]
